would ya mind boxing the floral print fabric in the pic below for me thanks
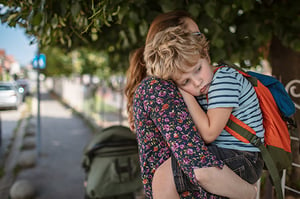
[133,76,225,198]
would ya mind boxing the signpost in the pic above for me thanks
[33,54,46,69]
[33,53,46,156]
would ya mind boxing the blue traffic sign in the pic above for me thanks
[33,54,46,69]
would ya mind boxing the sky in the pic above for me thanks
[0,24,38,66]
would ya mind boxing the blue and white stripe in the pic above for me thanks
[197,67,264,152]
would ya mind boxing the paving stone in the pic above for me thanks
[24,127,35,137]
[10,179,36,199]
[17,150,37,168]
[22,137,36,150]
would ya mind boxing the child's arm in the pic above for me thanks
[180,89,232,143]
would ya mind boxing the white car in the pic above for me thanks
[0,82,22,110]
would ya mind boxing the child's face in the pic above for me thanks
[174,58,213,96]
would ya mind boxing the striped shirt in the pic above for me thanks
[197,66,265,152]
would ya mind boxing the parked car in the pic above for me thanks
[0,82,22,110]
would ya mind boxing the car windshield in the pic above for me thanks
[0,85,14,91]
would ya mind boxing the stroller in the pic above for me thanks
[82,125,143,199]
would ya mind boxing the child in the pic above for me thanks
[144,24,264,195]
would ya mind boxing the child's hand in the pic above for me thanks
[178,88,188,96]
[178,88,194,102]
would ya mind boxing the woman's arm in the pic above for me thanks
[180,89,232,143]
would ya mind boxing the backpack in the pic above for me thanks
[82,125,142,199]
[215,63,296,199]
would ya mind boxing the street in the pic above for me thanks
[0,104,26,155]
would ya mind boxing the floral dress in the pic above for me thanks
[133,76,225,199]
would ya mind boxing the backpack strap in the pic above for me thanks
[225,114,256,143]
[227,116,284,199]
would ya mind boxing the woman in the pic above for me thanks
[125,11,257,199]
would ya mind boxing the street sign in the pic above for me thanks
[33,54,46,69]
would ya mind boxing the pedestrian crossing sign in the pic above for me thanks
[33,54,46,69]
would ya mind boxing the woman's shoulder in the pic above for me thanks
[134,76,179,102]
[138,76,177,90]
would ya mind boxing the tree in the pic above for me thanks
[76,47,110,80]
[42,47,73,76]
[1,1,299,69]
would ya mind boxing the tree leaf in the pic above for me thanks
[241,0,254,12]
[51,14,58,29]
[31,12,43,26]
[204,1,216,18]
[71,2,81,17]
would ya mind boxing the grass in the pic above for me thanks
[81,94,124,132]
[84,94,119,114]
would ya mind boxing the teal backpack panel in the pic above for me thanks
[247,71,296,117]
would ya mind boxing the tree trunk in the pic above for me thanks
[269,36,300,196]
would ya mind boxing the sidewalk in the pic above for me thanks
[15,86,94,198]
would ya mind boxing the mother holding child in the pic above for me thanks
[125,10,263,199]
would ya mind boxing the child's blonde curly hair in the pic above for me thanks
[144,25,210,81]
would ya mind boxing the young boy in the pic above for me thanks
[176,58,264,184]
[144,24,264,195]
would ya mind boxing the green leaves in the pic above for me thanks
[50,14,58,29]
[204,0,216,18]
[71,2,81,17]
[240,0,254,12]
[1,0,299,75]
